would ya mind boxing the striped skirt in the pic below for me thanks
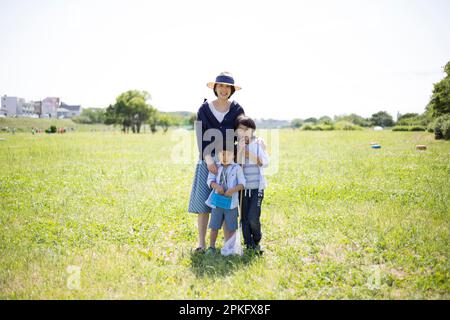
[188,160,212,214]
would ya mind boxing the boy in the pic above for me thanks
[235,116,269,254]
[205,145,246,255]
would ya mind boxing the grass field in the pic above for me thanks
[0,128,448,299]
[0,117,117,132]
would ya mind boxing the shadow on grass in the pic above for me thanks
[189,249,262,278]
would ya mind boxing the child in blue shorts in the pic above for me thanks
[205,146,246,255]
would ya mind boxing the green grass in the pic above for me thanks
[0,128,448,299]
[0,117,116,132]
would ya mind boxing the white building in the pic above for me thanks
[1,95,25,116]
[21,101,36,117]
[41,97,60,118]
[1,96,80,118]
[58,102,81,118]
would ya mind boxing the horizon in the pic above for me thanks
[1,0,449,121]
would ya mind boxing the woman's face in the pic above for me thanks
[215,84,232,100]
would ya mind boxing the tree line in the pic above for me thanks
[74,61,449,139]
[290,61,450,139]
[73,90,195,133]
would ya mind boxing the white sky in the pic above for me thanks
[1,0,449,120]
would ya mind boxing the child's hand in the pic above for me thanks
[215,185,225,195]
[237,138,246,150]
[224,189,234,197]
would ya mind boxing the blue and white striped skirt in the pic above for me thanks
[188,160,212,214]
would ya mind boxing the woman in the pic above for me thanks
[188,72,245,252]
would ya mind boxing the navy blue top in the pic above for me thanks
[196,100,245,161]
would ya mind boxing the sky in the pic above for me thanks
[0,0,449,120]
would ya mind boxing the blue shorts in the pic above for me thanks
[209,207,239,231]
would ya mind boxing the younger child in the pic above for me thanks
[235,116,269,254]
[205,146,246,255]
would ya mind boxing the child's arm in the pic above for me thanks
[256,138,269,168]
[246,139,269,168]
[224,184,244,197]
[246,150,262,166]
[210,182,225,195]
[236,139,246,165]
[207,172,223,194]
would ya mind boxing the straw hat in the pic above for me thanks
[207,72,242,91]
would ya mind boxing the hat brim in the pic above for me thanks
[207,82,241,91]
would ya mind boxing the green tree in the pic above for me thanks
[291,118,303,129]
[157,113,172,133]
[73,108,106,124]
[105,90,157,133]
[334,113,370,127]
[304,117,318,124]
[426,61,450,117]
[318,116,333,125]
[397,113,419,122]
[396,112,431,126]
[188,114,197,128]
[370,111,395,127]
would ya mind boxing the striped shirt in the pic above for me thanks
[243,145,260,189]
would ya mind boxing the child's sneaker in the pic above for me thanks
[255,244,264,255]
[205,247,216,255]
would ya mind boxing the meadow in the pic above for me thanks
[0,127,448,299]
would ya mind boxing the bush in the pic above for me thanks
[392,126,410,131]
[396,113,431,127]
[431,115,450,140]
[320,124,335,131]
[409,126,426,131]
[441,119,450,140]
[302,122,358,131]
[45,125,57,134]
[392,126,426,132]
[335,121,363,131]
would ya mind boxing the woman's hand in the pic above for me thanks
[207,162,218,174]
[224,189,234,197]
[205,155,218,174]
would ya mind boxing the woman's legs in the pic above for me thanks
[197,213,209,249]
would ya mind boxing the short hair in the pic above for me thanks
[235,115,256,130]
[213,84,236,99]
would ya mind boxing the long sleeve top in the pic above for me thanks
[195,100,245,161]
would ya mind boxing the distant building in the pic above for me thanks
[33,101,42,116]
[58,102,81,118]
[1,96,81,118]
[1,95,25,116]
[57,107,71,119]
[21,101,36,117]
[41,97,60,118]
